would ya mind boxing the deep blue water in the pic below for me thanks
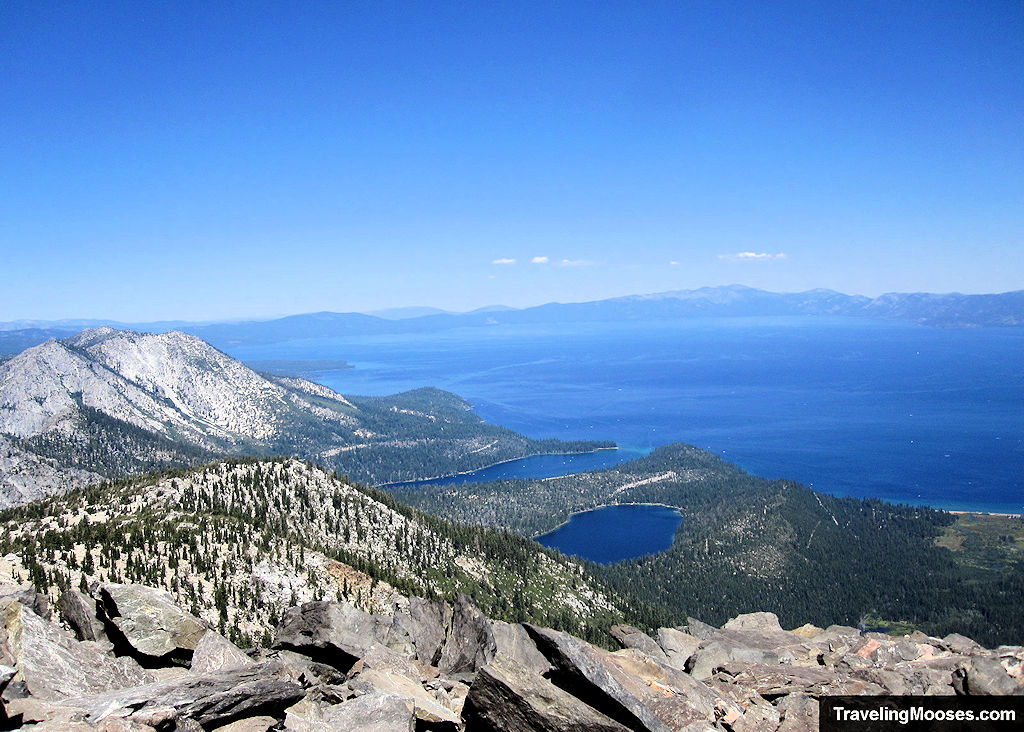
[535,504,683,564]
[229,317,1024,514]
[383,448,646,488]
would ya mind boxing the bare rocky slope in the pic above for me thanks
[0,328,605,507]
[0,580,1020,731]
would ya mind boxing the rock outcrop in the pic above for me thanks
[0,583,1019,731]
[97,584,210,664]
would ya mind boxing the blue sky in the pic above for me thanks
[2,1,1022,321]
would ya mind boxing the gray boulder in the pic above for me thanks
[958,657,1020,695]
[525,624,673,732]
[686,639,778,680]
[656,628,701,671]
[721,612,784,633]
[217,717,279,732]
[97,584,209,663]
[0,583,51,620]
[609,625,669,664]
[715,661,881,697]
[393,596,452,666]
[731,698,781,732]
[274,601,387,672]
[52,661,303,729]
[350,643,423,680]
[271,649,347,687]
[286,691,416,732]
[464,654,631,732]
[850,664,956,696]
[348,668,461,728]
[683,618,719,641]
[812,625,862,644]
[2,600,152,700]
[606,648,732,728]
[190,630,255,674]
[492,621,552,676]
[943,633,985,655]
[776,693,818,732]
[437,594,496,675]
[58,589,110,648]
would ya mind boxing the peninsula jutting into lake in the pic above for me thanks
[4,1,1022,723]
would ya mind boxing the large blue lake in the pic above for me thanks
[535,504,683,564]
[228,317,1024,514]
[383,448,646,489]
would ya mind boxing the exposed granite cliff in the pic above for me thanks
[0,582,1019,731]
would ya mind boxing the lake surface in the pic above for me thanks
[229,317,1024,514]
[535,504,683,564]
[383,447,646,488]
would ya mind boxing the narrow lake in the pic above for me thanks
[382,447,646,488]
[535,504,683,564]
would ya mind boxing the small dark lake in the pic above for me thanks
[382,448,644,489]
[535,504,683,564]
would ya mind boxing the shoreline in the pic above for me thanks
[947,509,1022,519]
[377,445,620,488]
[532,501,682,539]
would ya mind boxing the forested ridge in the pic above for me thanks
[393,443,1024,646]
[0,458,648,648]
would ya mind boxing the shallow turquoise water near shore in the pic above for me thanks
[229,317,1024,514]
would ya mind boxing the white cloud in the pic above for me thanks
[531,256,549,264]
[669,260,680,266]
[492,257,516,265]
[557,258,595,267]
[718,252,787,261]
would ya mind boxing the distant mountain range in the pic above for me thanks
[0,327,604,506]
[2,286,1020,354]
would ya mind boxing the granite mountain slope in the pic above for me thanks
[0,328,605,506]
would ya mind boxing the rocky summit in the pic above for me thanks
[0,581,1020,731]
